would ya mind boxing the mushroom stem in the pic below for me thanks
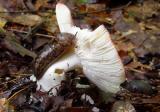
[36,48,81,93]
[56,3,80,35]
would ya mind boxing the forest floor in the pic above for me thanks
[0,0,160,112]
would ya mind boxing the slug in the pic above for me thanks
[34,33,75,79]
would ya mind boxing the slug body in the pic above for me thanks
[35,34,75,79]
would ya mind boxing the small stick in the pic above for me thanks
[0,78,17,86]
[0,10,45,13]
[6,85,29,102]
[0,75,31,86]
[8,29,56,39]
[125,67,146,74]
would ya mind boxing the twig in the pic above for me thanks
[6,85,29,102]
[7,73,33,77]
[0,10,52,13]
[0,78,17,86]
[24,22,43,40]
[78,1,132,16]
[125,67,145,74]
[8,29,56,39]
[0,74,31,86]
[137,37,148,48]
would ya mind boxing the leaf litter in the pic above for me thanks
[0,0,160,112]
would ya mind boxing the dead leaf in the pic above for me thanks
[111,101,136,112]
[114,18,133,32]
[25,0,36,11]
[126,60,151,70]
[0,18,7,28]
[0,14,42,27]
[66,107,90,112]
[11,14,42,26]
[86,4,106,11]
[126,0,159,19]
[126,32,148,47]
[0,28,37,58]
[115,40,135,52]
[0,0,27,11]
[120,30,137,39]
[0,98,6,105]
[123,80,153,95]
[0,4,9,17]
[33,37,50,50]
[64,99,73,108]
[35,0,48,10]
[43,15,58,33]
[0,98,6,112]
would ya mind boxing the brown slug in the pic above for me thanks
[34,33,75,79]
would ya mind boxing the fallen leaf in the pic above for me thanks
[123,80,153,95]
[0,18,7,28]
[33,37,50,50]
[35,0,48,10]
[66,107,90,112]
[11,14,42,26]
[119,30,137,39]
[43,15,58,33]
[0,0,27,11]
[0,98,6,105]
[0,14,42,27]
[0,4,8,17]
[0,98,6,112]
[115,40,135,52]
[126,60,151,70]
[111,101,136,112]
[0,28,37,58]
[125,0,159,19]
[86,3,106,11]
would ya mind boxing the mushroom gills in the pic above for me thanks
[75,25,125,93]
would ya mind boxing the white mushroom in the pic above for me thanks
[35,3,125,95]
[36,48,81,94]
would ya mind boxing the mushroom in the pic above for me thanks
[34,33,80,94]
[34,3,125,95]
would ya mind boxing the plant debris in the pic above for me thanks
[0,0,160,112]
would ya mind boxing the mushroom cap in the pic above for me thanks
[75,25,125,93]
